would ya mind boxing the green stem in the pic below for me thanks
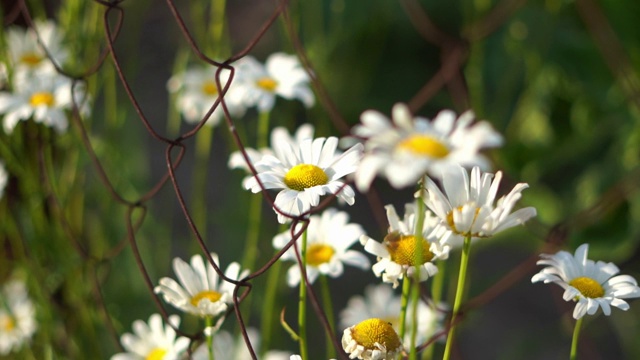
[205,316,215,360]
[238,111,270,328]
[260,253,282,352]
[192,125,214,240]
[442,236,472,360]
[298,229,309,360]
[398,276,411,344]
[210,0,228,57]
[320,275,336,359]
[423,261,446,360]
[570,317,583,360]
[408,194,427,360]
[240,111,270,271]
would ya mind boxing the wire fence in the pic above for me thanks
[3,0,640,358]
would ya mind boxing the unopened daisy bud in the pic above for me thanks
[342,318,403,360]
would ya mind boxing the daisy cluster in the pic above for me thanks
[223,101,542,359]
[0,20,89,134]
[168,52,314,127]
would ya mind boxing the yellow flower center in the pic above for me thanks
[20,52,43,66]
[256,77,278,92]
[1,316,15,332]
[283,164,329,191]
[29,92,55,107]
[201,81,219,96]
[306,243,335,267]
[146,348,168,360]
[397,135,449,158]
[384,231,434,266]
[351,318,402,352]
[446,206,483,237]
[190,290,222,306]
[569,276,605,299]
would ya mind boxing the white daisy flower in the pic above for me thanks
[234,53,314,112]
[5,20,68,76]
[243,135,363,224]
[192,328,292,360]
[273,208,370,287]
[421,164,537,239]
[110,314,189,360]
[350,103,503,191]
[0,279,37,355]
[360,203,451,288]
[228,123,315,186]
[340,284,444,347]
[167,65,245,126]
[0,161,8,199]
[0,72,88,133]
[532,243,640,319]
[342,318,403,360]
[154,253,249,318]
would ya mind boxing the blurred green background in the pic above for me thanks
[1,0,640,359]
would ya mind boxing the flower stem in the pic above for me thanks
[424,261,446,360]
[259,251,282,351]
[320,274,336,359]
[210,0,228,57]
[398,276,411,344]
[261,223,286,352]
[570,317,583,360]
[409,195,427,360]
[205,316,215,360]
[192,125,214,239]
[298,229,309,360]
[237,111,271,334]
[241,111,270,271]
[442,236,472,360]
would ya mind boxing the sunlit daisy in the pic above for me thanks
[228,123,314,186]
[0,161,7,199]
[167,65,245,126]
[110,314,189,360]
[340,284,444,346]
[342,318,403,360]
[0,279,37,355]
[273,208,370,287]
[243,136,362,224]
[154,253,249,318]
[421,164,536,239]
[350,103,503,191]
[360,203,451,288]
[234,53,314,112]
[531,243,640,319]
[0,72,88,133]
[6,20,68,76]
[192,328,291,360]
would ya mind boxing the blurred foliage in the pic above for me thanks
[0,0,639,359]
